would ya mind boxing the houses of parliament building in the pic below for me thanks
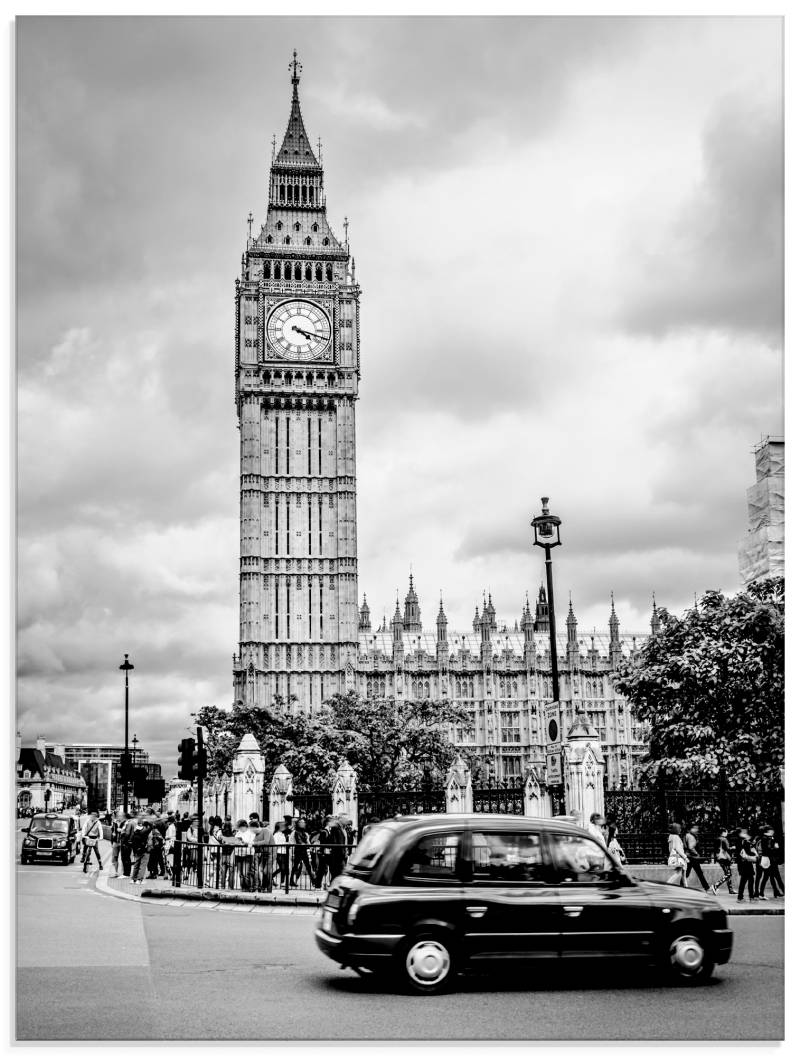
[231,56,652,788]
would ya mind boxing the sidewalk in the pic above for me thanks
[95,870,783,915]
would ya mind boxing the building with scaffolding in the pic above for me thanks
[738,436,785,586]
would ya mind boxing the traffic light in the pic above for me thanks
[178,737,195,780]
[177,737,207,781]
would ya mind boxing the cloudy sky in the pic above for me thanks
[16,16,783,774]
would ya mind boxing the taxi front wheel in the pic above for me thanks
[398,931,458,995]
[664,928,714,985]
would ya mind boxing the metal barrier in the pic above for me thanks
[171,841,351,893]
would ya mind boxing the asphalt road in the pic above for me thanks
[16,839,784,1042]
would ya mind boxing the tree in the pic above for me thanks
[193,691,474,793]
[614,577,784,790]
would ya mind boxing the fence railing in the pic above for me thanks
[171,841,352,893]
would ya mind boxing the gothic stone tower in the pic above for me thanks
[233,54,360,714]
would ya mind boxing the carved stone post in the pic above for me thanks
[331,761,358,831]
[523,765,550,818]
[230,733,265,823]
[563,714,605,827]
[268,764,293,830]
[445,755,473,813]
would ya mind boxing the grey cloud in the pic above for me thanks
[620,94,783,342]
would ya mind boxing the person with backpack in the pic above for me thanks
[756,826,784,900]
[80,811,104,873]
[736,827,758,902]
[118,812,136,877]
[666,823,688,886]
[146,821,165,880]
[710,827,734,895]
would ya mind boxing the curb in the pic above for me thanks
[140,886,325,908]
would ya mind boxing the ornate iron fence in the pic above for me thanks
[604,788,784,863]
[173,840,350,893]
[472,778,525,815]
[358,788,446,824]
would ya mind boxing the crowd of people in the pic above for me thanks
[81,808,360,892]
[581,810,785,902]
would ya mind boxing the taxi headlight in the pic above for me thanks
[23,837,35,846]
[346,898,361,927]
[55,839,68,848]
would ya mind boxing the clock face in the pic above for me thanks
[265,299,332,360]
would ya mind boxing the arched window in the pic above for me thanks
[276,221,283,231]
[266,235,273,244]
[279,185,285,203]
[305,263,312,280]
[294,222,301,232]
[322,237,330,246]
[294,262,301,280]
[283,236,291,245]
[305,236,311,246]
[315,263,323,281]
[312,222,319,232]
[284,261,291,280]
[325,264,333,282]
[301,186,307,203]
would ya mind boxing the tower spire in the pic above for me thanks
[289,48,302,98]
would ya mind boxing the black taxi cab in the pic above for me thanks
[20,813,79,866]
[315,813,733,994]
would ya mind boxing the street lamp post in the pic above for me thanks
[132,734,139,810]
[119,654,134,813]
[531,497,563,704]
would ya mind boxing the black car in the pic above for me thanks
[20,813,79,865]
[315,813,733,994]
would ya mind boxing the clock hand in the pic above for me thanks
[291,325,316,340]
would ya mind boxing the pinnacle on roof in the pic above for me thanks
[405,573,418,602]
[360,594,370,613]
[487,593,495,615]
[566,594,577,625]
[436,595,447,623]
[274,50,322,171]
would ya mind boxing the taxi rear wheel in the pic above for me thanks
[398,931,457,995]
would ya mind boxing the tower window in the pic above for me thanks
[305,237,311,246]
[326,264,333,282]
[294,262,301,280]
[266,235,273,244]
[301,186,307,202]
[284,262,291,280]
[276,221,283,231]
[322,237,330,246]
[284,236,291,245]
[305,263,312,281]
[279,186,285,203]
[294,222,301,232]
[312,223,319,232]
[315,263,322,281]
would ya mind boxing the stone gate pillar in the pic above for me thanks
[445,755,473,813]
[230,733,265,823]
[331,761,358,831]
[523,765,550,818]
[268,764,293,830]
[563,714,605,826]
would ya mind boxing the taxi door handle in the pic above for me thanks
[563,905,584,917]
[466,905,487,918]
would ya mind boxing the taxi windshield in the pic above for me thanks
[30,818,69,833]
[346,823,395,872]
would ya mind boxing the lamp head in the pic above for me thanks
[531,496,562,549]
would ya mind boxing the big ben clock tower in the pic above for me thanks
[233,53,360,714]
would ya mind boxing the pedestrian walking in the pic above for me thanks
[119,813,136,877]
[587,813,607,846]
[290,817,314,886]
[684,824,711,891]
[736,828,758,902]
[271,821,289,887]
[252,819,274,892]
[666,823,688,886]
[219,820,237,889]
[80,811,104,873]
[606,824,626,868]
[314,815,336,889]
[756,826,784,899]
[710,827,734,895]
[108,812,124,877]
[146,821,165,880]
[130,820,152,883]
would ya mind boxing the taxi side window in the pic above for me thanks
[471,831,546,883]
[401,832,461,881]
[549,832,615,884]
